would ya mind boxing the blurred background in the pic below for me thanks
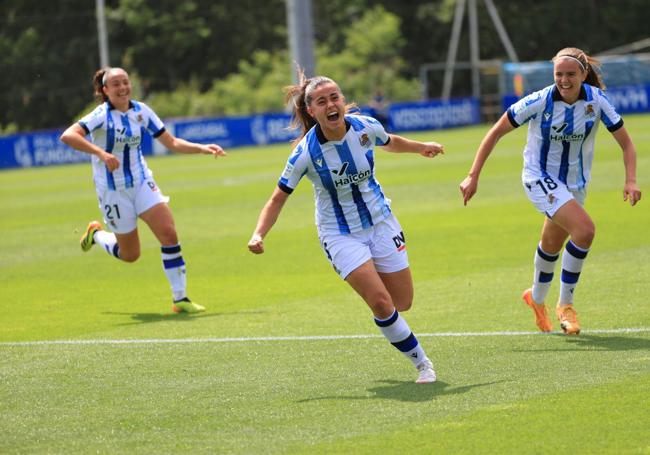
[1,0,649,144]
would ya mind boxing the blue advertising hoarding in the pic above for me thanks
[0,98,481,170]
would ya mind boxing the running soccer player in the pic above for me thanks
[248,71,443,384]
[60,67,226,313]
[460,47,642,334]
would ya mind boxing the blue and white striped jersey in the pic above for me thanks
[79,100,165,190]
[507,83,623,190]
[278,114,392,234]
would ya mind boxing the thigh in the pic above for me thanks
[345,259,394,319]
[96,187,137,234]
[139,202,178,245]
[378,267,414,312]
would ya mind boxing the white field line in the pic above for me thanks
[1,327,649,347]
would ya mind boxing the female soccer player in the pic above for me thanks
[248,72,443,383]
[61,67,226,313]
[460,47,641,334]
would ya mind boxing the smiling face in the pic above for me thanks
[554,57,587,104]
[306,81,346,139]
[102,68,131,111]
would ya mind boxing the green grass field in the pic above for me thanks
[1,115,649,454]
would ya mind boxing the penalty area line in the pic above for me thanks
[1,327,649,347]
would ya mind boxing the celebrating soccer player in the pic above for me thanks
[248,70,443,383]
[61,67,226,314]
[460,47,642,334]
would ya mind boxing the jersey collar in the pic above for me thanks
[552,84,587,102]
[315,119,351,144]
[106,100,136,111]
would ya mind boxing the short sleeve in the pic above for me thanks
[595,88,623,132]
[506,89,547,128]
[137,102,166,138]
[78,104,107,135]
[278,143,309,194]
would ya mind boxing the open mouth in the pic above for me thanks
[327,111,340,121]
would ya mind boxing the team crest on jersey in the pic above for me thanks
[359,133,370,147]
[584,103,595,118]
[137,114,143,123]
[547,193,556,205]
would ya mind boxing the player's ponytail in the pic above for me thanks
[553,47,605,90]
[93,68,110,103]
[284,67,317,145]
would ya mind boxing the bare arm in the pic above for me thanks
[248,186,291,254]
[382,134,444,158]
[156,130,226,158]
[60,123,120,171]
[459,112,515,205]
[611,126,642,206]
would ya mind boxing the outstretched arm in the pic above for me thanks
[248,187,291,254]
[611,126,642,206]
[459,112,515,205]
[156,130,226,158]
[60,123,120,171]
[382,134,444,158]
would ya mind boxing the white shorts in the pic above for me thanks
[523,176,586,218]
[317,214,409,280]
[95,179,170,234]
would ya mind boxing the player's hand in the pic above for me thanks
[101,152,120,172]
[203,144,226,158]
[420,142,444,158]
[459,175,478,206]
[623,182,641,206]
[248,234,265,254]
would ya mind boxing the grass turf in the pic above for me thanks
[1,114,649,453]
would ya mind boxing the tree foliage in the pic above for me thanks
[2,0,650,131]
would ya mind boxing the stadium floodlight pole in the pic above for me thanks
[96,0,109,68]
[286,0,316,82]
[468,0,480,99]
[441,0,466,100]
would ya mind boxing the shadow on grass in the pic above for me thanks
[103,311,224,326]
[515,333,650,352]
[298,380,502,403]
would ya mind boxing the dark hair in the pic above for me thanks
[93,67,110,103]
[283,67,357,146]
[552,47,605,89]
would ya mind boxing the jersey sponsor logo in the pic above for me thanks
[115,133,141,146]
[333,169,371,188]
[392,231,406,252]
[331,162,349,176]
[359,133,370,147]
[549,132,585,142]
[552,123,568,133]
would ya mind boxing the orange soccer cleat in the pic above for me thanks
[556,304,581,335]
[522,288,553,332]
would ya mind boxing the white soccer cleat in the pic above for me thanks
[415,358,437,384]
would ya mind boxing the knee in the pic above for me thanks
[393,296,413,312]
[368,292,395,319]
[158,225,179,245]
[119,249,140,263]
[575,223,596,248]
